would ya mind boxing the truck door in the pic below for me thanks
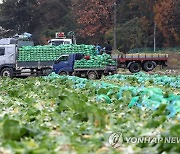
[53,55,73,74]
[0,47,6,65]
[0,45,16,65]
[4,45,16,64]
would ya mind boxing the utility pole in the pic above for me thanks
[114,0,117,50]
[154,23,156,52]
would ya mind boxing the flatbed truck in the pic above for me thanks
[0,44,53,77]
[112,53,168,73]
[53,53,117,79]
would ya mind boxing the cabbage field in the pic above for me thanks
[0,72,179,153]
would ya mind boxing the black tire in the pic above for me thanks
[87,71,97,80]
[1,68,13,78]
[59,71,68,76]
[143,61,155,72]
[129,63,141,73]
[112,70,117,75]
[97,74,102,79]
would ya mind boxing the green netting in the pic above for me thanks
[106,72,180,88]
[97,94,112,104]
[17,44,96,62]
[44,72,180,118]
[74,54,116,68]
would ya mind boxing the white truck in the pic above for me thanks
[48,32,74,46]
[0,38,53,77]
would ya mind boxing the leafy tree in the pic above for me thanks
[0,0,76,44]
[154,0,180,46]
[0,0,179,48]
[105,0,167,52]
[72,0,115,42]
[0,0,40,35]
[106,18,155,52]
[35,0,76,44]
[37,0,71,29]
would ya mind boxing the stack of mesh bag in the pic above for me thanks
[18,44,96,62]
[74,54,116,68]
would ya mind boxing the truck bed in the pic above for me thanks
[74,65,117,71]
[17,61,54,68]
[74,68,107,71]
[112,53,168,62]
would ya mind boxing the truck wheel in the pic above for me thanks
[112,70,118,75]
[97,74,102,79]
[129,63,141,73]
[59,71,68,76]
[88,71,97,80]
[143,61,155,72]
[1,68,13,78]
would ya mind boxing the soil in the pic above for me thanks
[166,52,180,70]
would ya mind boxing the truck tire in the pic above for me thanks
[1,68,13,78]
[129,63,141,73]
[97,74,102,79]
[87,71,97,80]
[143,61,155,72]
[59,71,69,76]
[112,70,118,75]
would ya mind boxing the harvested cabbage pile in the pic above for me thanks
[18,44,96,61]
[74,54,116,68]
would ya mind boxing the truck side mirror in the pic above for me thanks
[54,60,59,64]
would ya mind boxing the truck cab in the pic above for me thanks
[0,44,17,77]
[48,38,72,46]
[0,44,16,65]
[48,32,72,46]
[53,54,84,75]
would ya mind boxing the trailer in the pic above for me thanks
[112,53,168,73]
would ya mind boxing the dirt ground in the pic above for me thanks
[166,52,180,70]
[156,52,180,75]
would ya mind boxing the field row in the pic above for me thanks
[0,73,179,153]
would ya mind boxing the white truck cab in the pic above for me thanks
[48,32,73,46]
[0,44,16,66]
[48,38,72,46]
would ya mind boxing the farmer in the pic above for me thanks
[105,41,112,55]
[95,43,101,55]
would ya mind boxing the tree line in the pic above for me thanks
[0,0,179,52]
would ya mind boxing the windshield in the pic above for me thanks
[52,41,64,46]
[64,41,71,44]
[51,40,71,46]
[55,55,69,64]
